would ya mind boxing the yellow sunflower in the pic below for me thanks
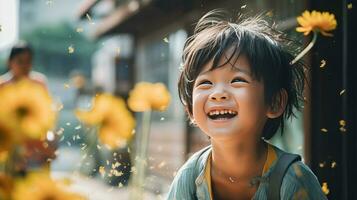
[128,82,171,112]
[0,79,56,140]
[76,94,135,148]
[296,10,337,36]
[0,119,16,153]
[12,171,86,200]
[0,173,13,200]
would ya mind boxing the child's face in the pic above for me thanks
[191,54,270,141]
[8,51,32,78]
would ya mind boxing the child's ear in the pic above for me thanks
[266,89,288,119]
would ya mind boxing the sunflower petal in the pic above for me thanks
[296,10,337,37]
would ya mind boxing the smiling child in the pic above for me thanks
[167,10,327,200]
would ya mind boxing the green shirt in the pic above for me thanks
[166,144,328,200]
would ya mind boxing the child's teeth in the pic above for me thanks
[208,110,238,116]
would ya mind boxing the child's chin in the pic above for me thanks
[208,130,238,139]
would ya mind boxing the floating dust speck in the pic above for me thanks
[339,89,346,95]
[130,166,137,174]
[66,122,71,126]
[322,182,330,195]
[319,162,325,168]
[266,11,273,17]
[163,37,169,43]
[76,27,83,33]
[241,4,247,9]
[112,170,123,177]
[75,125,81,130]
[339,120,347,132]
[320,128,328,133]
[64,83,70,89]
[43,142,49,148]
[331,161,337,168]
[158,161,166,169]
[54,102,63,111]
[99,166,106,177]
[116,47,121,56]
[178,63,185,72]
[347,3,352,9]
[68,45,74,54]
[46,0,53,6]
[160,117,165,121]
[320,60,326,68]
[86,13,95,25]
[228,177,236,183]
[81,144,87,150]
[112,162,121,168]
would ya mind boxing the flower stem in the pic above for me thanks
[131,111,151,200]
[290,32,318,65]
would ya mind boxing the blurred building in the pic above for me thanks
[19,0,80,34]
[76,0,356,199]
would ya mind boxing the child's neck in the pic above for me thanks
[210,138,268,181]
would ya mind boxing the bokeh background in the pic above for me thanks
[0,0,355,199]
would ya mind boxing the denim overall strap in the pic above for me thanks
[267,153,301,200]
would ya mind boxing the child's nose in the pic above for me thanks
[210,91,229,101]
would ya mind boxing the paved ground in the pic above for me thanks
[51,147,168,200]
[52,171,161,200]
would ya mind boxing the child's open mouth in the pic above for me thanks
[207,109,238,120]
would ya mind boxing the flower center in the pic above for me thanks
[43,196,56,200]
[16,106,29,118]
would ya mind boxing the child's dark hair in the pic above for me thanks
[8,41,33,61]
[178,10,306,139]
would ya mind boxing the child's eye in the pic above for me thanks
[231,77,247,83]
[198,80,212,85]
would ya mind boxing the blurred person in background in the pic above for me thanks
[0,41,56,175]
[0,41,47,87]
